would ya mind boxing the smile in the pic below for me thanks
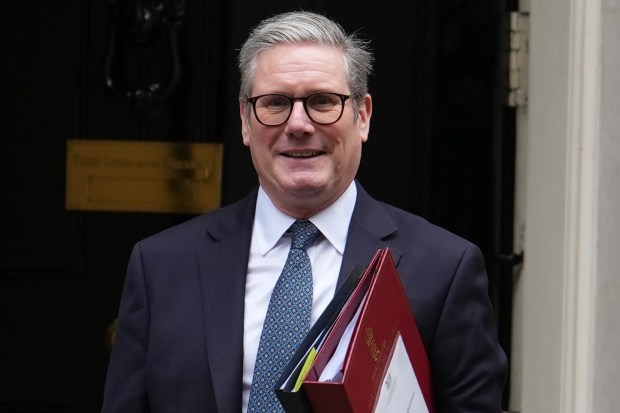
[282,151,323,158]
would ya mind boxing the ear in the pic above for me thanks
[239,99,251,147]
[357,94,372,142]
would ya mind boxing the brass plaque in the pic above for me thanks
[66,139,223,214]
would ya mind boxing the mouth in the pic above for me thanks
[281,151,323,158]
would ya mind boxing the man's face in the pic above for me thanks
[239,44,372,218]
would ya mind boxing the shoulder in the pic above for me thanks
[353,185,483,290]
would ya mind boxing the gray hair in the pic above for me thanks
[238,11,373,107]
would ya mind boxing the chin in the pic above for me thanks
[281,173,328,190]
[285,182,326,196]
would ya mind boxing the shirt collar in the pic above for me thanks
[254,182,357,256]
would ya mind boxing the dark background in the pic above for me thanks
[0,0,515,411]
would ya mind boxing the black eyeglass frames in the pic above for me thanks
[246,92,350,126]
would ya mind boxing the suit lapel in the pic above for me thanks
[196,190,257,413]
[337,183,401,288]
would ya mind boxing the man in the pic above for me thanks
[102,10,507,413]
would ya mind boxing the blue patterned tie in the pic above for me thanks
[247,220,320,413]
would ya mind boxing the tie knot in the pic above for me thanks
[290,220,320,250]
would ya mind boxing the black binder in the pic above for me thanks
[274,263,368,412]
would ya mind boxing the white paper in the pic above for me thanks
[373,334,429,413]
[318,292,368,382]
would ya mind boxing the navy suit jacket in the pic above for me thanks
[102,182,507,412]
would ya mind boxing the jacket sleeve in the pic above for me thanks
[430,243,507,413]
[101,243,150,413]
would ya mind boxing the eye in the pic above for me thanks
[259,95,290,111]
[307,93,339,111]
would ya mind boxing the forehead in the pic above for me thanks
[252,44,348,94]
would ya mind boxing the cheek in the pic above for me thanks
[246,128,280,157]
[341,136,363,165]
[331,138,354,169]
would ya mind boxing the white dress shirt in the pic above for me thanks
[241,182,357,412]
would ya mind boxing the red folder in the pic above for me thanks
[302,248,434,413]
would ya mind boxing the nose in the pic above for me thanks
[284,101,315,137]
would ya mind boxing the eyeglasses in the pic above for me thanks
[246,92,350,126]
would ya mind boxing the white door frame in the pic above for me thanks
[510,0,601,411]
